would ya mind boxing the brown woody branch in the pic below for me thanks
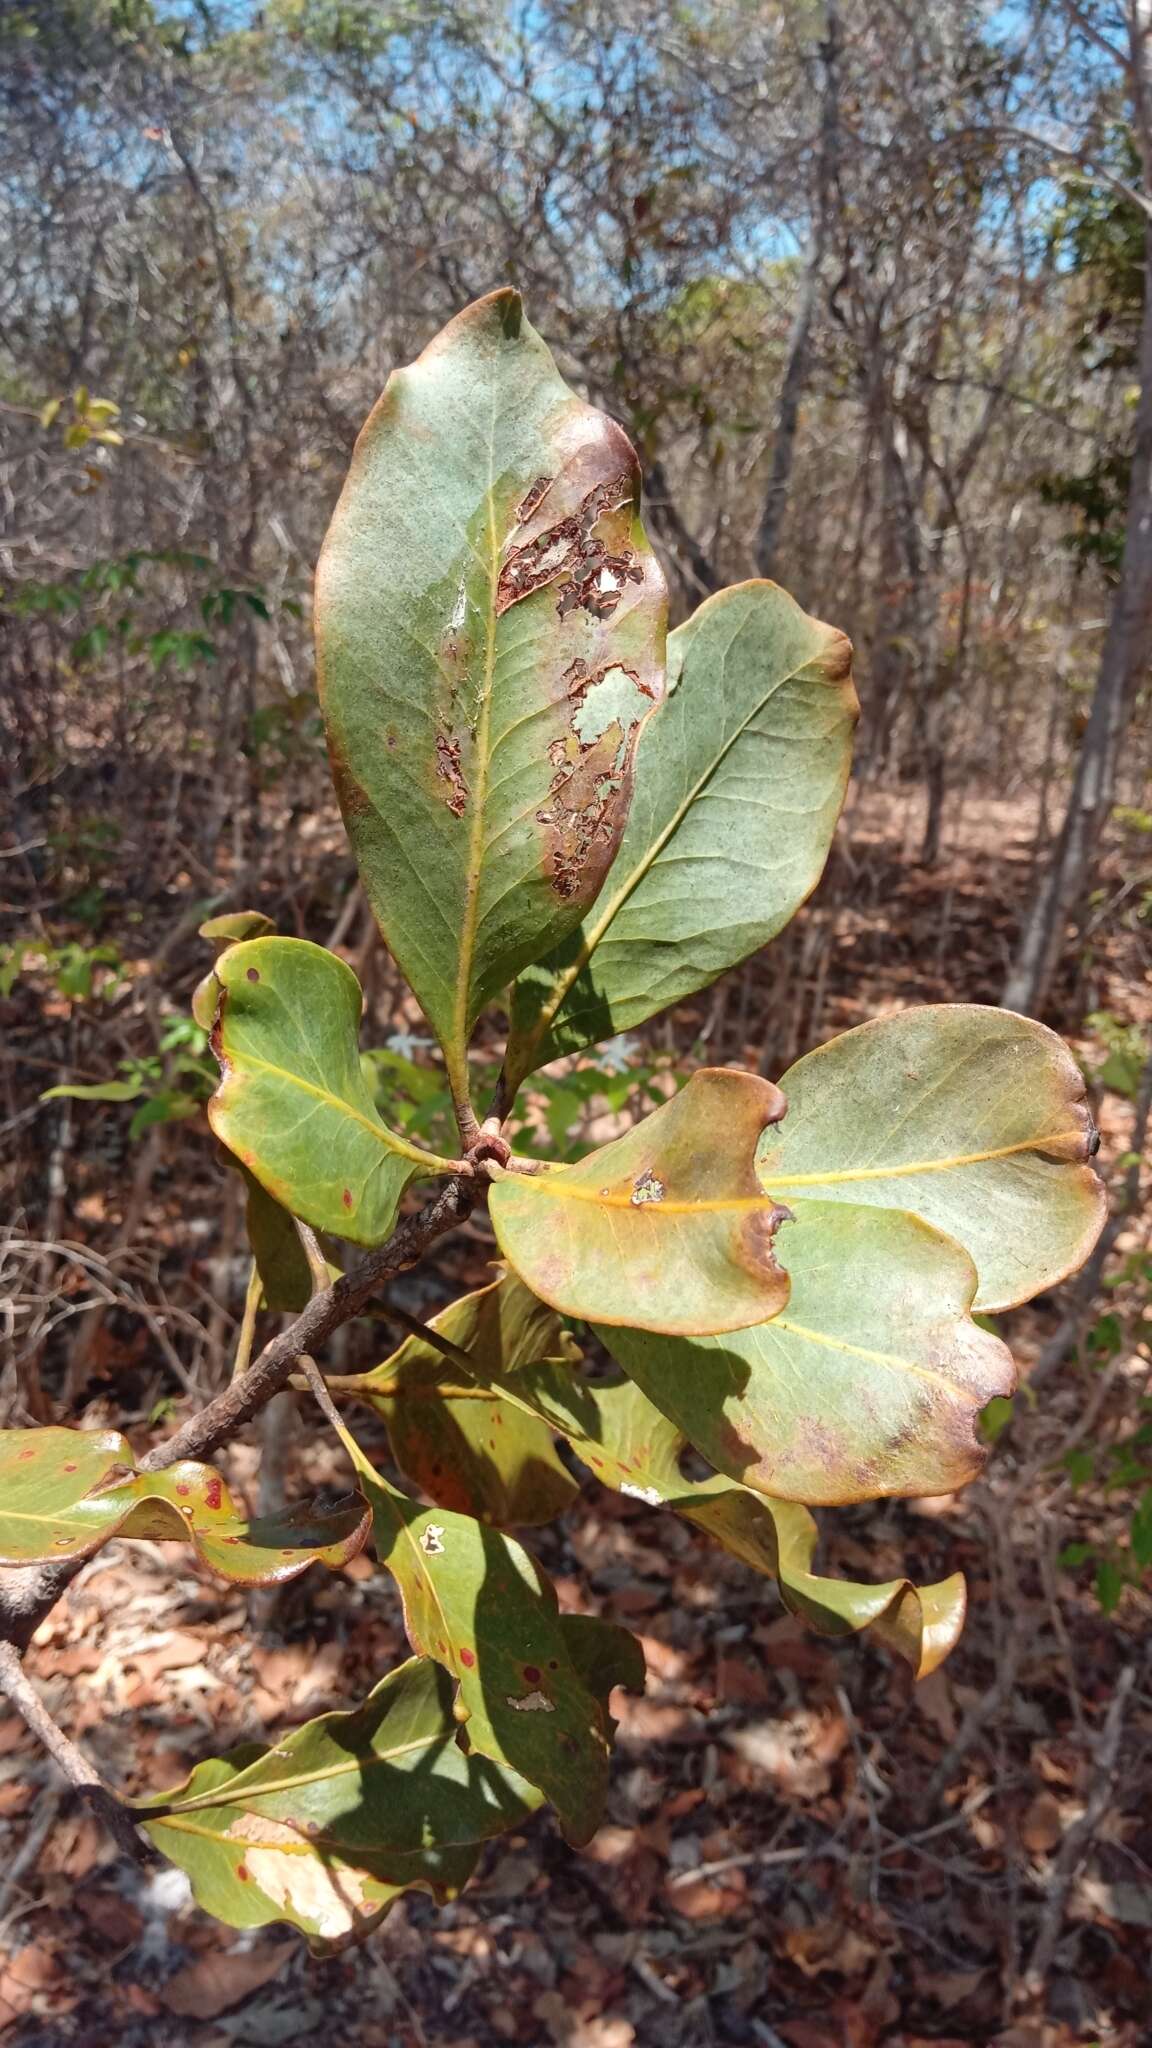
[0,1175,477,1654]
[0,1642,148,1863]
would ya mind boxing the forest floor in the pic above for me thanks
[1,775,1150,2048]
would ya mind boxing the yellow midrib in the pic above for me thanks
[224,1049,450,1171]
[155,1730,439,1820]
[450,395,501,1085]
[495,1131,1086,1212]
[759,1130,1086,1187]
[762,1315,984,1400]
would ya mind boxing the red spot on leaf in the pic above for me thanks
[236,1864,249,1881]
[342,1188,353,1209]
[459,1647,476,1668]
[62,1462,77,1473]
[203,1476,223,1512]
[175,1483,190,1498]
[17,1448,36,1461]
[523,1665,542,1684]
[246,967,260,983]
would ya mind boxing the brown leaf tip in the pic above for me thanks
[819,629,855,687]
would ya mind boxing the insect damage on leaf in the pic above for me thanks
[496,469,643,619]
[227,1814,378,1942]
[314,289,666,1077]
[434,732,468,818]
[539,658,657,899]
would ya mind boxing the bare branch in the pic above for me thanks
[0,1642,147,1864]
[0,1176,477,1652]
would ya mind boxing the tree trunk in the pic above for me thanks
[755,0,840,580]
[1002,205,1152,1014]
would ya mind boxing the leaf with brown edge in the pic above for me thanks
[757,1004,1106,1312]
[139,1656,532,1948]
[325,1414,625,1846]
[597,1199,1015,1505]
[350,1268,581,1526]
[488,1068,790,1335]
[314,288,666,1110]
[0,1428,371,1584]
[505,579,857,1092]
[208,936,453,1246]
[140,1623,639,1949]
[191,909,276,1031]
[549,1378,964,1677]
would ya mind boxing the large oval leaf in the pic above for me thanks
[489,1068,791,1334]
[315,288,666,1107]
[208,937,450,1246]
[0,1428,371,1584]
[553,1379,963,1678]
[141,1657,531,1946]
[142,1619,639,1948]
[599,1198,1015,1504]
[757,1005,1106,1311]
[506,580,856,1091]
[352,1269,581,1526]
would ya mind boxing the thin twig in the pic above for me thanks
[0,1176,476,1652]
[230,1259,262,1383]
[1020,1666,1136,1997]
[0,1644,147,1863]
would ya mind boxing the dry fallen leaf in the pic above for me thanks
[1020,1789,1063,1854]
[161,1942,289,2019]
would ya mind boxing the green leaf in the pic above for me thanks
[552,1379,963,1678]
[1130,1488,1152,1570]
[506,580,857,1090]
[352,1269,581,1526]
[327,1418,625,1845]
[980,1395,1016,1444]
[0,1428,371,1584]
[140,1657,528,1946]
[140,1619,638,1948]
[207,937,453,1245]
[242,1170,314,1313]
[315,288,667,1106]
[757,1005,1106,1313]
[1095,1557,1126,1613]
[489,1068,791,1334]
[128,1088,201,1138]
[199,909,277,949]
[39,1079,144,1103]
[598,1199,1015,1504]
[0,1428,132,1561]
